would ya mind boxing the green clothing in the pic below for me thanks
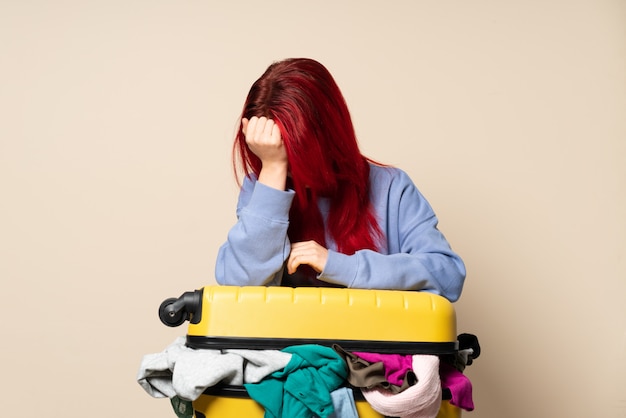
[170,396,193,418]
[245,345,349,418]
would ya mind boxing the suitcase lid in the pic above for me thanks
[186,286,457,352]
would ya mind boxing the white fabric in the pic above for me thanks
[361,355,442,418]
[137,337,292,401]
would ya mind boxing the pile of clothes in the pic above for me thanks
[137,336,478,418]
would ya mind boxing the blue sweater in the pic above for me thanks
[215,164,466,301]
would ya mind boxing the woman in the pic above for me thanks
[215,58,466,302]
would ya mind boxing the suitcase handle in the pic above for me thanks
[158,289,203,327]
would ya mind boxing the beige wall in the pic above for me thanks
[1,1,625,417]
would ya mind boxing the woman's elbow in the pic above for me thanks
[442,267,466,302]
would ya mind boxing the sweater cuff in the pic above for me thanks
[244,182,295,221]
[318,250,358,287]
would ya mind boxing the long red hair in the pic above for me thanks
[234,58,383,255]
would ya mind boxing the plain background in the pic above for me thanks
[1,1,625,417]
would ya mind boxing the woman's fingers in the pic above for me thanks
[244,117,286,164]
[243,116,281,146]
[243,116,288,190]
[287,241,329,274]
[271,122,281,142]
[243,116,261,142]
[262,116,274,138]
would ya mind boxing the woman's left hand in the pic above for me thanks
[287,241,329,274]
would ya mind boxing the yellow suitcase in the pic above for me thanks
[159,286,468,418]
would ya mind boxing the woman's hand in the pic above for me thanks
[242,116,288,190]
[287,241,329,274]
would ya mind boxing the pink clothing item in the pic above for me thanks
[440,362,474,411]
[361,355,441,418]
[354,352,413,386]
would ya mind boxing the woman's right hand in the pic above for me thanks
[242,116,288,190]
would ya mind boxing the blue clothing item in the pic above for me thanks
[216,164,466,301]
[328,387,359,418]
[245,344,349,418]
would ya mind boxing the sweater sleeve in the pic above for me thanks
[215,176,295,286]
[318,168,466,302]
